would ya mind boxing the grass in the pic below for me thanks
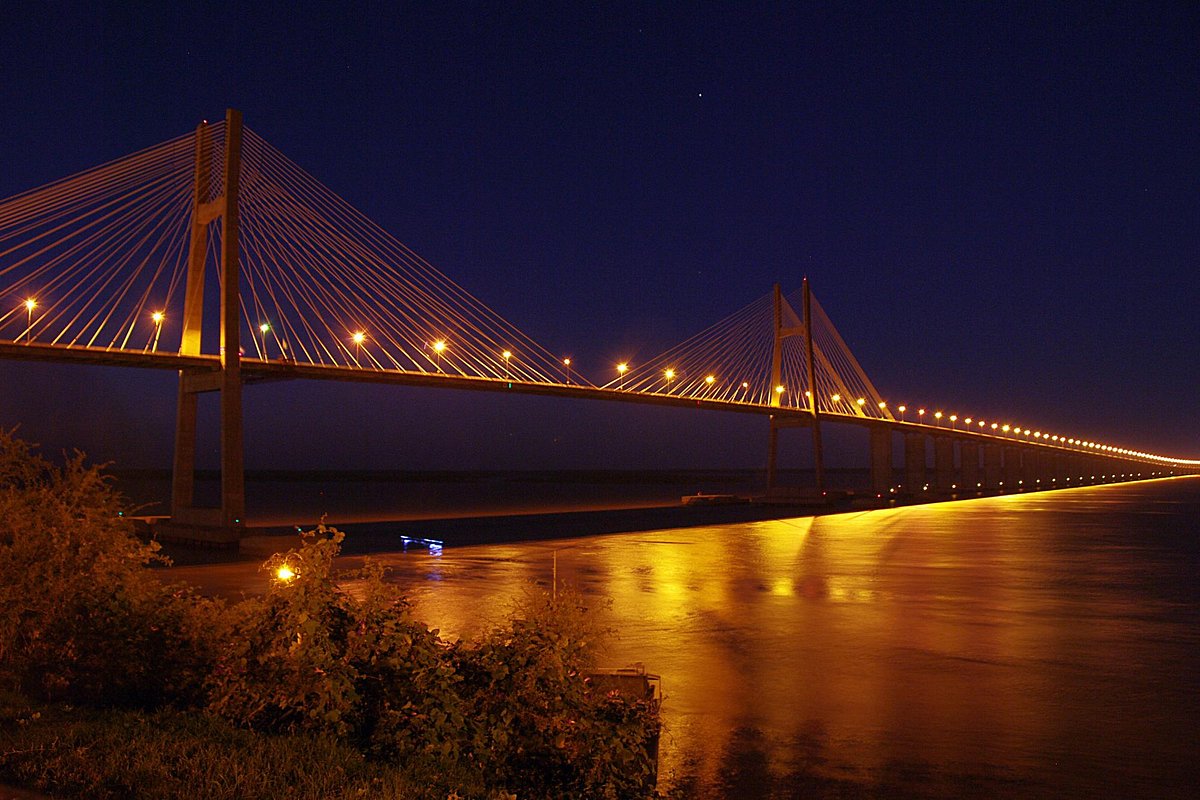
[0,697,452,800]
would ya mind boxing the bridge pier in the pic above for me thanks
[903,433,926,494]
[983,444,1003,489]
[1002,447,1022,490]
[960,441,980,490]
[869,427,893,496]
[933,437,955,491]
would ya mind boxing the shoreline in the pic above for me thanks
[156,498,843,565]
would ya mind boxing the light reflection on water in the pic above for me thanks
[365,478,1200,798]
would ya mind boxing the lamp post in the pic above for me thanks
[502,350,512,379]
[563,357,572,385]
[352,331,365,361]
[664,368,675,392]
[151,311,165,352]
[259,322,271,359]
[616,362,628,389]
[432,339,446,371]
[23,298,36,342]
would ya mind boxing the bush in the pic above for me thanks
[0,429,221,706]
[454,589,661,798]
[209,529,662,798]
[0,431,663,798]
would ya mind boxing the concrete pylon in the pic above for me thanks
[870,426,892,496]
[169,108,246,541]
[960,441,980,490]
[933,437,955,491]
[904,433,926,493]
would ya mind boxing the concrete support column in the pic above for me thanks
[933,437,955,491]
[1018,448,1036,489]
[1002,447,1022,490]
[983,444,1003,489]
[869,427,893,496]
[960,441,980,490]
[904,433,926,494]
[1033,451,1050,489]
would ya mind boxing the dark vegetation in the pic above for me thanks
[0,430,662,799]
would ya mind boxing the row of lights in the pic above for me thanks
[12,300,1197,467]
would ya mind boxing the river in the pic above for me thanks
[168,476,1200,798]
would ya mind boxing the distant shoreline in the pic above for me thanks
[112,466,866,484]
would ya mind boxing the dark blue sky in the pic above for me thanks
[1,2,1197,470]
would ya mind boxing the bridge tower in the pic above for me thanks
[170,109,245,536]
[765,279,825,493]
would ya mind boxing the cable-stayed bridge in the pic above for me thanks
[2,110,1195,540]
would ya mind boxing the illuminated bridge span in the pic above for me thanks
[2,110,1196,537]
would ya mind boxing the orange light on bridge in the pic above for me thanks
[991,423,999,430]
[831,393,841,403]
[150,310,166,352]
[775,385,785,394]
[616,362,628,374]
[1002,424,1011,433]
[352,331,366,345]
[664,368,676,391]
[275,564,296,582]
[878,401,887,409]
[432,339,446,353]
[705,374,716,384]
[22,298,36,342]
[856,397,866,408]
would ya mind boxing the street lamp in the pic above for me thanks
[151,311,165,352]
[563,357,572,384]
[918,408,926,423]
[898,404,907,421]
[949,414,957,429]
[352,331,366,362]
[259,322,271,359]
[664,368,675,391]
[432,339,446,371]
[934,411,943,426]
[23,298,36,342]
[502,350,512,379]
[616,362,628,389]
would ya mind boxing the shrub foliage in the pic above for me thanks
[0,431,662,799]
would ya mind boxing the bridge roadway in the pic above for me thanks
[3,340,1192,499]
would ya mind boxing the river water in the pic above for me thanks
[169,476,1200,798]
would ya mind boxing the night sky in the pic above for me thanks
[1,3,1196,471]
